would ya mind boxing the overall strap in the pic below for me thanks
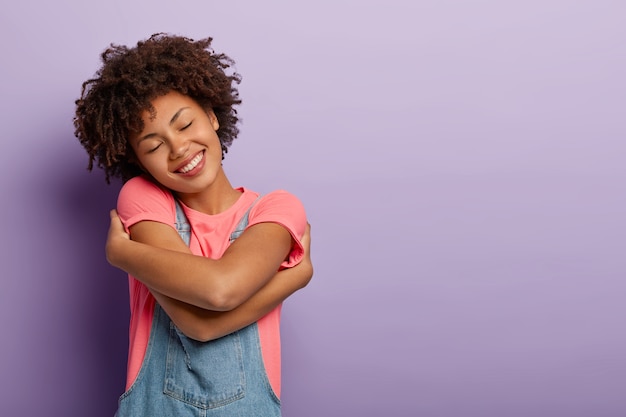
[173,195,263,246]
[173,199,191,245]
[229,195,263,242]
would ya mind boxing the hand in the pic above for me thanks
[301,222,312,267]
[293,222,313,289]
[105,209,130,267]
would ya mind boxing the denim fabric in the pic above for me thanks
[115,197,280,416]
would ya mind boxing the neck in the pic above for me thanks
[175,170,242,215]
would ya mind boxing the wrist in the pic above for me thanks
[106,236,129,268]
[297,261,314,289]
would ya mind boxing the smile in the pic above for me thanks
[177,151,204,173]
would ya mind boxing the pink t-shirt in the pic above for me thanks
[116,176,306,398]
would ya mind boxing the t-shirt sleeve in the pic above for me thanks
[116,176,176,231]
[248,190,307,268]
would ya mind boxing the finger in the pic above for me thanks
[300,225,311,252]
[108,209,125,231]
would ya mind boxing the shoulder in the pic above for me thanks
[117,176,175,228]
[249,189,307,238]
[257,190,305,211]
[253,190,305,219]
[119,175,168,198]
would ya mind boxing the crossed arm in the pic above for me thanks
[106,210,313,341]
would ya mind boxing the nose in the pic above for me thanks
[169,135,189,160]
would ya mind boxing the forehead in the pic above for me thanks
[143,91,197,119]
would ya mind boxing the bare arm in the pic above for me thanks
[150,226,312,341]
[106,209,301,311]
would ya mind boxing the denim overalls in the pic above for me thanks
[115,197,281,417]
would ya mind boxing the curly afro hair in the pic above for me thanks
[74,33,242,183]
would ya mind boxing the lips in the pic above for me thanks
[176,151,204,174]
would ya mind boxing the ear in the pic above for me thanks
[206,109,220,131]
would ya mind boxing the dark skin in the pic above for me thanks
[107,209,312,342]
[105,91,313,341]
[74,35,313,341]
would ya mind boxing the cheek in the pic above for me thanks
[135,155,166,176]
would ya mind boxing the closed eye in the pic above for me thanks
[181,121,193,131]
[148,143,163,153]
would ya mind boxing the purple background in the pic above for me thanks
[1,1,625,416]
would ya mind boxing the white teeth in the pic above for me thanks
[179,153,203,173]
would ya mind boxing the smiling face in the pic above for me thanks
[130,91,227,196]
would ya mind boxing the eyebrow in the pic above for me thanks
[169,106,189,126]
[137,107,191,142]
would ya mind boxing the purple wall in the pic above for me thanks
[1,1,624,416]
